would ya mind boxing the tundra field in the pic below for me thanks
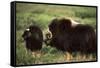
[16,3,97,65]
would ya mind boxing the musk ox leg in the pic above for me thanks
[64,52,73,62]
[32,51,42,58]
[75,53,87,61]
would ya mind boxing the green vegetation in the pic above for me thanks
[16,3,97,65]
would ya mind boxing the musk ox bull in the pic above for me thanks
[22,25,43,52]
[48,17,97,54]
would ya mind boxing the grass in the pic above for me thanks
[16,3,97,65]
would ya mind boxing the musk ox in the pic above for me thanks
[48,17,97,54]
[22,25,43,52]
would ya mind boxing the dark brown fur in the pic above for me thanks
[22,25,43,51]
[49,18,97,54]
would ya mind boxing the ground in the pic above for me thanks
[16,3,97,65]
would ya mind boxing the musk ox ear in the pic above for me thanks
[59,18,72,32]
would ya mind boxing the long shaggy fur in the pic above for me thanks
[49,17,96,54]
[22,25,43,51]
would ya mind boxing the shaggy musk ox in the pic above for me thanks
[22,25,43,52]
[49,17,97,54]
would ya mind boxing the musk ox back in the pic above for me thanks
[49,17,97,54]
[22,25,43,52]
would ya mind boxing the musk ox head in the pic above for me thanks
[22,25,43,51]
[49,17,80,36]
